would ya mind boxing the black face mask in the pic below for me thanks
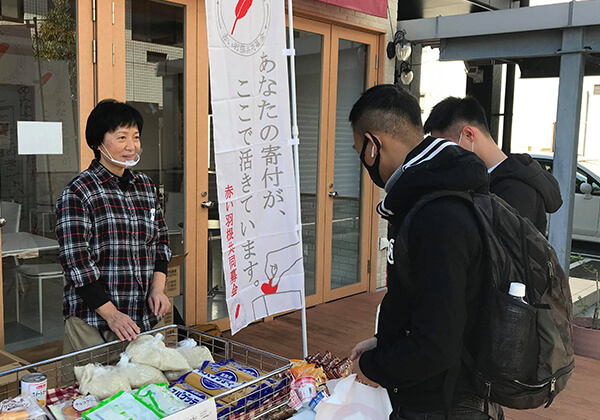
[359,133,386,189]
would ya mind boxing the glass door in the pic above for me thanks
[323,28,377,302]
[0,0,84,351]
[94,0,199,325]
[203,18,378,328]
[289,18,330,308]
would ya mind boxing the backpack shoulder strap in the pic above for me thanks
[393,190,478,418]
[395,190,475,295]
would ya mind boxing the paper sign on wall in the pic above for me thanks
[17,121,63,155]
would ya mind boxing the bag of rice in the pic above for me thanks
[176,338,214,368]
[74,364,131,401]
[125,333,190,371]
[115,353,167,389]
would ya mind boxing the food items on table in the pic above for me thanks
[125,333,190,372]
[81,391,161,420]
[20,373,47,407]
[48,395,99,420]
[308,389,329,411]
[305,351,353,380]
[134,383,188,417]
[163,338,214,382]
[291,376,317,406]
[0,396,47,420]
[179,362,256,405]
[290,363,327,387]
[74,363,131,400]
[221,359,286,399]
[175,338,214,369]
[115,353,167,389]
[168,381,230,419]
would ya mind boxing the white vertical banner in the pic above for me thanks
[206,0,305,334]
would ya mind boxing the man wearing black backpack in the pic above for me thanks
[348,84,504,419]
[423,96,562,234]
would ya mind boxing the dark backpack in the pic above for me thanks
[396,190,574,410]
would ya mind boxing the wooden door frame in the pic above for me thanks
[322,26,378,303]
[195,0,209,327]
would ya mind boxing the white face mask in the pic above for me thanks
[100,144,142,168]
[457,132,474,152]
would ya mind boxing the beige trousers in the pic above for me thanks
[63,316,166,354]
[62,316,119,354]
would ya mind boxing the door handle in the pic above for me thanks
[201,201,214,209]
[328,191,339,198]
[0,218,5,228]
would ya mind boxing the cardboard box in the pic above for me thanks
[165,254,187,297]
[0,349,31,386]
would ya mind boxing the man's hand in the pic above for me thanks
[96,302,140,342]
[351,356,380,387]
[350,337,377,362]
[148,288,171,317]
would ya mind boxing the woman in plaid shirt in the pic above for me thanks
[57,100,172,352]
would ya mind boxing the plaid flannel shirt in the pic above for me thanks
[56,160,172,332]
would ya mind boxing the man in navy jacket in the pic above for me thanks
[349,85,503,419]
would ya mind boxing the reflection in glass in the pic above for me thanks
[294,29,323,297]
[207,111,228,321]
[330,39,367,290]
[125,0,185,316]
[0,0,78,351]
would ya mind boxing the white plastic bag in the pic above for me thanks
[74,363,131,400]
[125,333,190,371]
[176,338,214,368]
[134,383,188,416]
[315,375,392,420]
[115,353,167,389]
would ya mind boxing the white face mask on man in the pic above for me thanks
[100,144,142,168]
[457,132,474,152]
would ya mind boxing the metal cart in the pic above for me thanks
[0,325,292,419]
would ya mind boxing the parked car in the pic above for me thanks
[531,154,600,243]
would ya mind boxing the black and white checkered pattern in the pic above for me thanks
[56,160,172,332]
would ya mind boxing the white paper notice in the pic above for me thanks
[166,399,217,420]
[17,121,63,155]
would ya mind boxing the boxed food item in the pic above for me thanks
[165,254,187,297]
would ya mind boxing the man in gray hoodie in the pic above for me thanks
[424,96,562,233]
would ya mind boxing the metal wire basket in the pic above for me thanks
[0,325,292,419]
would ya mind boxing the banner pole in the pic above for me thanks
[286,0,308,359]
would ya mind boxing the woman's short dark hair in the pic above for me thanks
[85,99,144,160]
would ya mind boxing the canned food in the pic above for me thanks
[21,373,47,406]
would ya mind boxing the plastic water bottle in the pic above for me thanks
[509,282,527,304]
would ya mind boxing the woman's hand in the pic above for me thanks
[148,288,171,317]
[96,302,140,341]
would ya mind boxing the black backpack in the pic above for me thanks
[396,190,574,410]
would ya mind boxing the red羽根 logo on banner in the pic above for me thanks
[215,0,271,56]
